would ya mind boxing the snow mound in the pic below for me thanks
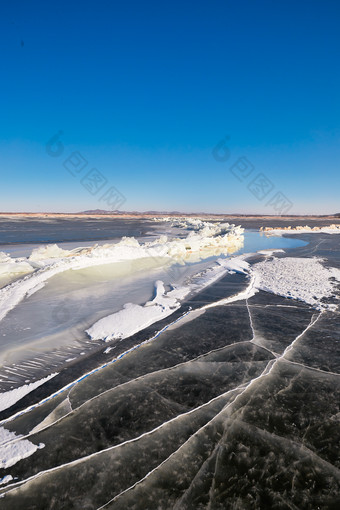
[86,280,190,341]
[0,252,34,276]
[29,244,73,261]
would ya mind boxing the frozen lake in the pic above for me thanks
[0,219,339,510]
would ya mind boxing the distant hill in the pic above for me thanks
[77,210,340,218]
[79,209,188,215]
[79,209,120,214]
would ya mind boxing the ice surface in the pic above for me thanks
[0,224,339,509]
[86,254,256,343]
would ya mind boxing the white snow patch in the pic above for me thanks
[201,254,340,312]
[86,280,190,342]
[218,257,250,274]
[0,373,58,413]
[253,257,340,310]
[0,426,44,469]
[257,249,285,256]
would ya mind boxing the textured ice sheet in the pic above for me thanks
[0,232,339,508]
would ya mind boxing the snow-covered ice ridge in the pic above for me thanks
[87,252,340,343]
[0,252,34,276]
[0,221,244,323]
[261,224,340,235]
[86,253,254,343]
[87,281,189,342]
[86,260,238,343]
[0,219,243,275]
[153,216,241,232]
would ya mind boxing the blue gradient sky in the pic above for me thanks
[1,0,339,214]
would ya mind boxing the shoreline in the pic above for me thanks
[0,212,338,221]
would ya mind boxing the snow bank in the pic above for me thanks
[0,373,58,413]
[261,224,340,235]
[0,426,44,469]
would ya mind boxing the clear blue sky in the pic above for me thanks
[1,0,339,214]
